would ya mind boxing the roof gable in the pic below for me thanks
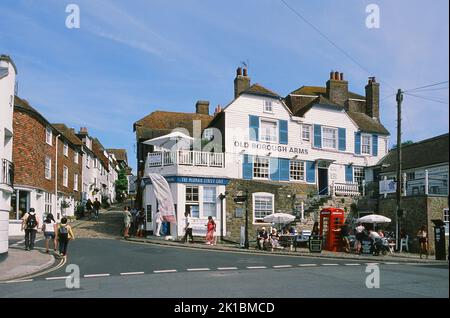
[241,83,280,99]
[289,85,365,100]
[347,111,390,135]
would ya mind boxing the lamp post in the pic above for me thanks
[219,192,228,242]
[234,190,249,249]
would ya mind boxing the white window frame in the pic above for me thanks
[45,192,52,215]
[322,126,338,150]
[290,160,305,181]
[361,134,372,155]
[259,118,278,143]
[45,156,52,180]
[186,185,199,218]
[63,166,68,187]
[74,152,79,164]
[86,156,90,168]
[74,173,79,191]
[202,186,217,218]
[302,124,311,142]
[353,166,365,188]
[253,157,270,180]
[45,127,52,145]
[444,208,449,236]
[263,100,273,113]
[63,142,69,157]
[252,192,274,224]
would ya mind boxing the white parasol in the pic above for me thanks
[357,214,391,224]
[263,213,295,225]
[143,131,193,150]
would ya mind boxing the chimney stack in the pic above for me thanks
[79,127,88,134]
[234,67,251,98]
[365,76,380,121]
[214,105,222,116]
[326,70,348,106]
[195,100,210,115]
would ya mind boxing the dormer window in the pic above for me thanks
[264,100,273,113]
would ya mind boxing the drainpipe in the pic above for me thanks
[55,134,61,220]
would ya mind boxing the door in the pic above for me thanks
[318,168,329,195]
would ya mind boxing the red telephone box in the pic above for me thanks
[320,208,345,252]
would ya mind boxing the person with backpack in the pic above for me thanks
[42,213,58,253]
[85,199,93,217]
[21,208,39,251]
[57,217,75,257]
[93,198,101,220]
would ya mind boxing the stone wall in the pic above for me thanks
[225,179,315,243]
[378,195,448,254]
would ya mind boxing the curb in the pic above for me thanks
[0,249,56,282]
[125,237,447,264]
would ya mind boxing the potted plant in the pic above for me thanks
[61,199,71,217]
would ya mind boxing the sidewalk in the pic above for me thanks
[0,248,55,282]
[126,236,448,264]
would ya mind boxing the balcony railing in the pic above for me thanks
[331,182,360,197]
[1,158,14,187]
[147,150,224,168]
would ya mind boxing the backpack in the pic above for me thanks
[27,214,37,229]
[59,225,69,238]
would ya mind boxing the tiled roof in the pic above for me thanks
[106,148,128,163]
[295,95,343,117]
[242,83,280,98]
[378,134,449,173]
[14,95,52,127]
[347,111,390,135]
[52,124,83,147]
[289,86,365,100]
[92,138,110,171]
[134,111,213,139]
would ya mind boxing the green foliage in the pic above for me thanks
[115,168,128,202]
[391,140,414,149]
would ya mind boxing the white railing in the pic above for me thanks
[147,150,224,168]
[331,182,360,197]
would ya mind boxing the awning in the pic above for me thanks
[143,131,193,150]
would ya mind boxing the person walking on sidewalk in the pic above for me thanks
[136,209,146,238]
[417,225,429,259]
[155,209,163,236]
[205,216,216,245]
[42,213,57,253]
[183,211,194,243]
[85,198,93,217]
[21,208,39,251]
[354,222,365,254]
[57,217,75,257]
[93,198,101,220]
[123,206,132,238]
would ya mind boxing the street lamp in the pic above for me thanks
[234,190,249,249]
[219,192,228,242]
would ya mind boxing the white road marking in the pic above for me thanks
[5,279,34,283]
[120,272,145,276]
[345,263,361,266]
[298,264,318,267]
[153,269,177,273]
[187,268,210,272]
[46,276,69,281]
[365,263,379,265]
[322,263,339,266]
[247,266,267,269]
[84,274,110,278]
[383,262,400,265]
[273,265,293,268]
[217,267,238,270]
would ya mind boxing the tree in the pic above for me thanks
[391,140,414,149]
[115,168,128,202]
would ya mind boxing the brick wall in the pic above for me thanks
[13,110,55,193]
[56,137,82,201]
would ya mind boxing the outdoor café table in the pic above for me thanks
[279,234,295,251]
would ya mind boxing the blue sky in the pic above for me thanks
[1,0,448,171]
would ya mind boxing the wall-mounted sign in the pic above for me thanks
[143,176,230,186]
[233,141,309,155]
[379,179,396,194]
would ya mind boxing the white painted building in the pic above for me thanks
[0,55,16,255]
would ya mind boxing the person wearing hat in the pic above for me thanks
[257,227,269,250]
[21,208,39,251]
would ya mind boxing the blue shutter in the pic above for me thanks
[354,132,361,155]
[313,125,322,148]
[249,115,259,141]
[270,157,279,181]
[345,165,353,182]
[338,128,346,151]
[306,161,316,183]
[279,158,290,181]
[243,154,253,180]
[279,120,288,145]
[372,134,378,156]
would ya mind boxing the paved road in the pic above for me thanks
[1,237,448,298]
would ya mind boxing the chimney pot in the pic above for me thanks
[330,71,334,80]
[340,73,344,81]
[243,68,248,77]
[236,67,242,76]
[334,71,340,80]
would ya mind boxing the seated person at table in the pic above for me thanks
[377,229,384,238]
[282,227,290,235]
[270,229,283,249]
[289,226,296,235]
[257,227,269,250]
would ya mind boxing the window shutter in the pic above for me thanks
[338,128,346,151]
[313,125,322,148]
[270,157,279,181]
[243,154,253,180]
[345,165,353,182]
[249,115,259,141]
[354,132,361,155]
[372,134,378,156]
[306,161,316,183]
[279,158,290,181]
[279,120,288,145]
